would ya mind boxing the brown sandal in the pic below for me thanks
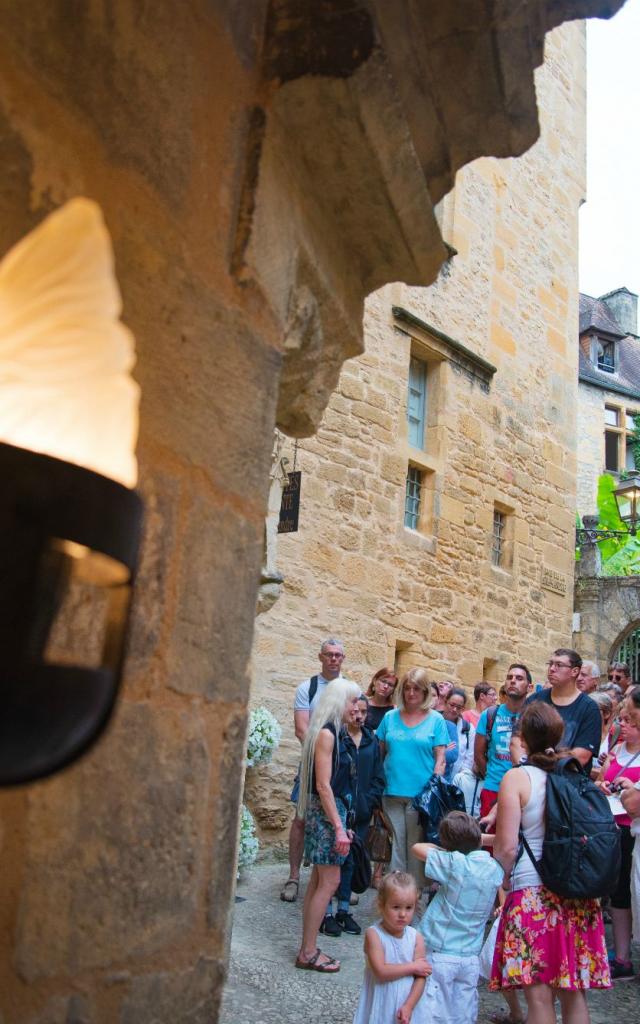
[295,949,340,973]
[280,878,299,902]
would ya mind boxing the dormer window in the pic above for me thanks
[596,338,615,372]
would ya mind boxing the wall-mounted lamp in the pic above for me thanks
[577,474,640,546]
[612,474,640,536]
[0,199,142,786]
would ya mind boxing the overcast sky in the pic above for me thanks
[579,0,640,302]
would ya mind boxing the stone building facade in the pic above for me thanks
[573,288,640,675]
[576,287,640,517]
[0,2,625,1021]
[250,21,585,843]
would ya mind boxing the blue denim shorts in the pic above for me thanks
[290,769,300,804]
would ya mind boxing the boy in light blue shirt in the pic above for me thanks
[413,811,503,1023]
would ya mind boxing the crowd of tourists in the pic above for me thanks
[281,638,640,1024]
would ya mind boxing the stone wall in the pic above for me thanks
[574,574,640,669]
[249,21,584,844]
[577,382,608,515]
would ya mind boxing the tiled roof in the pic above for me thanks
[579,293,625,337]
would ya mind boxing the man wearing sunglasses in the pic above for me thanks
[608,661,633,695]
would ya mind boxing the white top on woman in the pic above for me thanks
[510,764,545,891]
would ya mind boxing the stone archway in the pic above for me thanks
[574,576,640,677]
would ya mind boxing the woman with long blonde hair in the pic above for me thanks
[295,678,361,973]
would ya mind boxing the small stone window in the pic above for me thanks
[490,503,514,572]
[404,466,422,530]
[492,509,506,566]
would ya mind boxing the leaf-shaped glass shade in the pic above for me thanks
[0,198,139,487]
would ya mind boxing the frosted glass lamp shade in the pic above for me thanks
[0,198,139,487]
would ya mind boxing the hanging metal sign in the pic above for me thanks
[278,471,301,533]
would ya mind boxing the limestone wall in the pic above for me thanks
[577,382,607,515]
[249,22,584,843]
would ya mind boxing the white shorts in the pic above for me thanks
[422,952,480,1024]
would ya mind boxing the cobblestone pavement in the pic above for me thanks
[220,860,640,1024]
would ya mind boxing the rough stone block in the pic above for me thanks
[547,325,566,356]
[430,624,457,644]
[440,495,467,527]
[207,707,250,939]
[15,704,210,979]
[167,490,261,702]
[120,957,223,1024]
[490,321,516,355]
[126,465,182,686]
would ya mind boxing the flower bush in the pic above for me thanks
[237,804,259,874]
[246,705,282,768]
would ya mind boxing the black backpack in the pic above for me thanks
[520,757,621,900]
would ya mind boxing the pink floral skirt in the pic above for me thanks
[489,885,611,991]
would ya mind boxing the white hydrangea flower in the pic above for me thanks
[237,804,259,875]
[246,706,282,768]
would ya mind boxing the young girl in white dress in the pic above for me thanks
[353,872,431,1024]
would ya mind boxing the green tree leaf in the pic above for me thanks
[602,535,640,576]
[596,474,626,563]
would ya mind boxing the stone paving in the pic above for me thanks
[220,860,640,1024]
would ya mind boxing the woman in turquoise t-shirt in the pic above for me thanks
[377,668,448,886]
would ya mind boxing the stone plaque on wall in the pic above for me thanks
[541,567,566,595]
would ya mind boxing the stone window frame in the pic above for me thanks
[488,499,515,575]
[393,306,496,547]
[603,402,640,476]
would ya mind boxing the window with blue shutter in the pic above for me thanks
[407,357,427,449]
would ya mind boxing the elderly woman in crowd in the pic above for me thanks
[589,691,617,778]
[365,667,398,731]
[377,668,448,886]
[491,703,610,1022]
[597,680,624,712]
[295,678,361,974]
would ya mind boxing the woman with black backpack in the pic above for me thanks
[490,703,611,1023]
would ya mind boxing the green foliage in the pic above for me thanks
[601,535,640,576]
[596,474,626,563]
[595,473,640,576]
